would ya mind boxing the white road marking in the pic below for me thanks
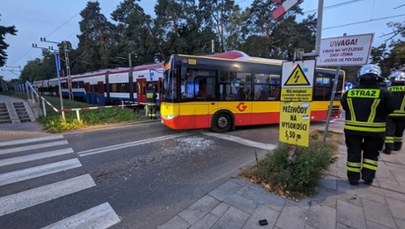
[0,158,82,186]
[78,132,192,157]
[0,135,64,147]
[41,202,121,229]
[0,140,69,155]
[0,148,74,167]
[0,174,96,216]
[202,132,277,151]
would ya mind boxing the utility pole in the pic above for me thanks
[32,43,65,120]
[40,37,72,100]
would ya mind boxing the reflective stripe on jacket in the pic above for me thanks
[341,85,396,136]
[388,84,405,118]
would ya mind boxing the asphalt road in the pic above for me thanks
[65,122,281,228]
[0,121,284,229]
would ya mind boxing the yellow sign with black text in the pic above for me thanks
[280,87,313,102]
[279,102,311,147]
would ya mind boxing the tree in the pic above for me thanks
[111,0,159,65]
[370,20,405,75]
[0,14,17,67]
[199,0,238,52]
[75,2,114,73]
[154,0,216,55]
[224,7,251,51]
[20,50,57,82]
[242,0,309,59]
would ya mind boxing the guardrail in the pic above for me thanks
[15,82,147,121]
[62,102,146,121]
[22,81,60,118]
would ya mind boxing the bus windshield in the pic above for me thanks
[162,60,177,101]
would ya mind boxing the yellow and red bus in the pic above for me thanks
[160,51,344,132]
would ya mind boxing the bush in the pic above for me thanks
[241,130,340,200]
[42,117,85,133]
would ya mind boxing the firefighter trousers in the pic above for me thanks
[345,134,382,183]
[147,103,157,119]
[385,116,405,152]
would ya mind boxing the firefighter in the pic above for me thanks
[341,64,396,185]
[146,83,157,119]
[383,71,405,154]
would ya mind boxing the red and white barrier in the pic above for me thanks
[272,0,299,20]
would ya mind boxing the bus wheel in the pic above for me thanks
[211,112,232,133]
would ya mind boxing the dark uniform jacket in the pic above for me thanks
[387,81,405,118]
[146,88,157,104]
[341,81,396,137]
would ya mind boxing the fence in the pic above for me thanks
[14,81,145,121]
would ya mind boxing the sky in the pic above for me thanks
[0,0,404,81]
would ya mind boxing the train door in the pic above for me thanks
[97,81,104,94]
[137,78,147,103]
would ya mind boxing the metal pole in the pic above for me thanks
[42,97,47,117]
[63,42,72,100]
[54,52,65,120]
[323,66,341,143]
[315,0,324,56]
[129,53,132,67]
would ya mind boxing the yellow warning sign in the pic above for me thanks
[279,102,311,147]
[284,65,310,86]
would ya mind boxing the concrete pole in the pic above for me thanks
[315,0,324,56]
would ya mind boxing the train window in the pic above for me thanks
[71,81,84,88]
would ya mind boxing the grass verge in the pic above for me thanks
[240,130,342,200]
[37,96,148,133]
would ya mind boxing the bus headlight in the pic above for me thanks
[162,114,178,120]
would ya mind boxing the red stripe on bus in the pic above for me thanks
[162,109,339,131]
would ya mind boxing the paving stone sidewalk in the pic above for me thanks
[159,121,405,229]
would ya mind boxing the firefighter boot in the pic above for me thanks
[394,142,402,151]
[347,171,360,186]
[382,148,391,155]
[362,169,375,185]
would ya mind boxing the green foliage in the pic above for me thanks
[0,14,17,67]
[41,117,85,133]
[252,131,339,199]
[16,1,404,82]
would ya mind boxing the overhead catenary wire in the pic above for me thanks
[323,13,405,30]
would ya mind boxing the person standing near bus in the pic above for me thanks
[146,83,158,119]
[341,64,396,185]
[383,71,405,154]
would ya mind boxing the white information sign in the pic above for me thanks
[317,33,374,67]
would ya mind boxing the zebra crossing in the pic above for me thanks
[0,135,121,228]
